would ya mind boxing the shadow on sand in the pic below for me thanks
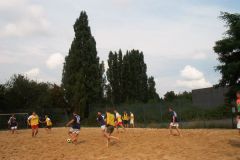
[229,139,240,148]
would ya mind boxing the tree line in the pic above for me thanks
[62,11,160,117]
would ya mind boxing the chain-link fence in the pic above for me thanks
[84,100,235,129]
[0,108,68,130]
[0,100,236,130]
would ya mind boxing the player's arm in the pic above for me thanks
[66,119,74,127]
[172,116,175,123]
[27,117,31,126]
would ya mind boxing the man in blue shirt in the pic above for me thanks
[169,107,181,136]
[97,112,106,132]
[66,112,81,144]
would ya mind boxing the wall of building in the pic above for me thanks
[192,87,229,108]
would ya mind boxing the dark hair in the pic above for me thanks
[106,108,113,113]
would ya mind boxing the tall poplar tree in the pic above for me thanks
[62,11,102,117]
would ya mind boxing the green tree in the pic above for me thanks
[164,91,176,102]
[62,11,102,117]
[147,76,160,102]
[122,50,148,103]
[213,12,240,86]
[106,50,123,104]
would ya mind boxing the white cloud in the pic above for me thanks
[177,78,211,89]
[46,53,64,69]
[24,68,40,78]
[180,65,204,80]
[0,1,49,37]
[177,65,211,89]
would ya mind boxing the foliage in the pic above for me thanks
[106,49,159,104]
[0,74,67,113]
[213,12,240,99]
[62,11,103,117]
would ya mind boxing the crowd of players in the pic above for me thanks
[6,91,240,147]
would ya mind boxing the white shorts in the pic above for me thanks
[69,128,80,134]
[101,125,106,130]
[170,122,179,127]
[237,123,240,129]
[130,120,134,124]
[11,126,17,130]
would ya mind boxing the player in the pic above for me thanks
[41,115,53,133]
[96,112,106,134]
[27,112,40,137]
[130,112,135,128]
[104,109,119,147]
[66,112,81,144]
[122,111,129,128]
[8,114,18,134]
[236,114,240,135]
[168,107,181,136]
[236,91,240,113]
[114,110,125,133]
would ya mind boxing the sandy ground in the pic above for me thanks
[0,128,240,160]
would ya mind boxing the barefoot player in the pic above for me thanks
[114,110,125,133]
[122,111,129,128]
[168,107,181,136]
[27,112,40,137]
[130,112,135,128]
[41,115,52,133]
[66,112,81,144]
[236,91,240,113]
[236,114,240,135]
[8,114,18,134]
[104,110,119,147]
[97,112,106,133]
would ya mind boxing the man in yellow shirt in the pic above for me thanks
[122,111,129,128]
[40,115,52,133]
[27,112,40,137]
[114,110,125,133]
[104,110,119,147]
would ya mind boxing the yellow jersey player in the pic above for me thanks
[114,110,125,133]
[104,109,119,147]
[27,112,40,137]
[41,115,53,133]
[122,111,129,128]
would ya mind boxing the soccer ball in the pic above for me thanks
[67,138,72,143]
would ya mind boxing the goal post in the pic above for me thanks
[0,113,29,130]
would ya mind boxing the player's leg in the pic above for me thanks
[31,127,35,137]
[72,133,79,144]
[14,126,18,134]
[120,123,126,131]
[176,126,181,136]
[34,126,38,136]
[169,124,173,135]
[11,127,14,134]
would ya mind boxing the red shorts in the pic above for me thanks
[116,122,123,126]
[31,125,39,129]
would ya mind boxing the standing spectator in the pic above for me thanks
[130,112,135,128]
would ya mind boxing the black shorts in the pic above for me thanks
[123,120,129,125]
[46,126,52,129]
[106,125,114,134]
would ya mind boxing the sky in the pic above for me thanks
[0,0,239,97]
